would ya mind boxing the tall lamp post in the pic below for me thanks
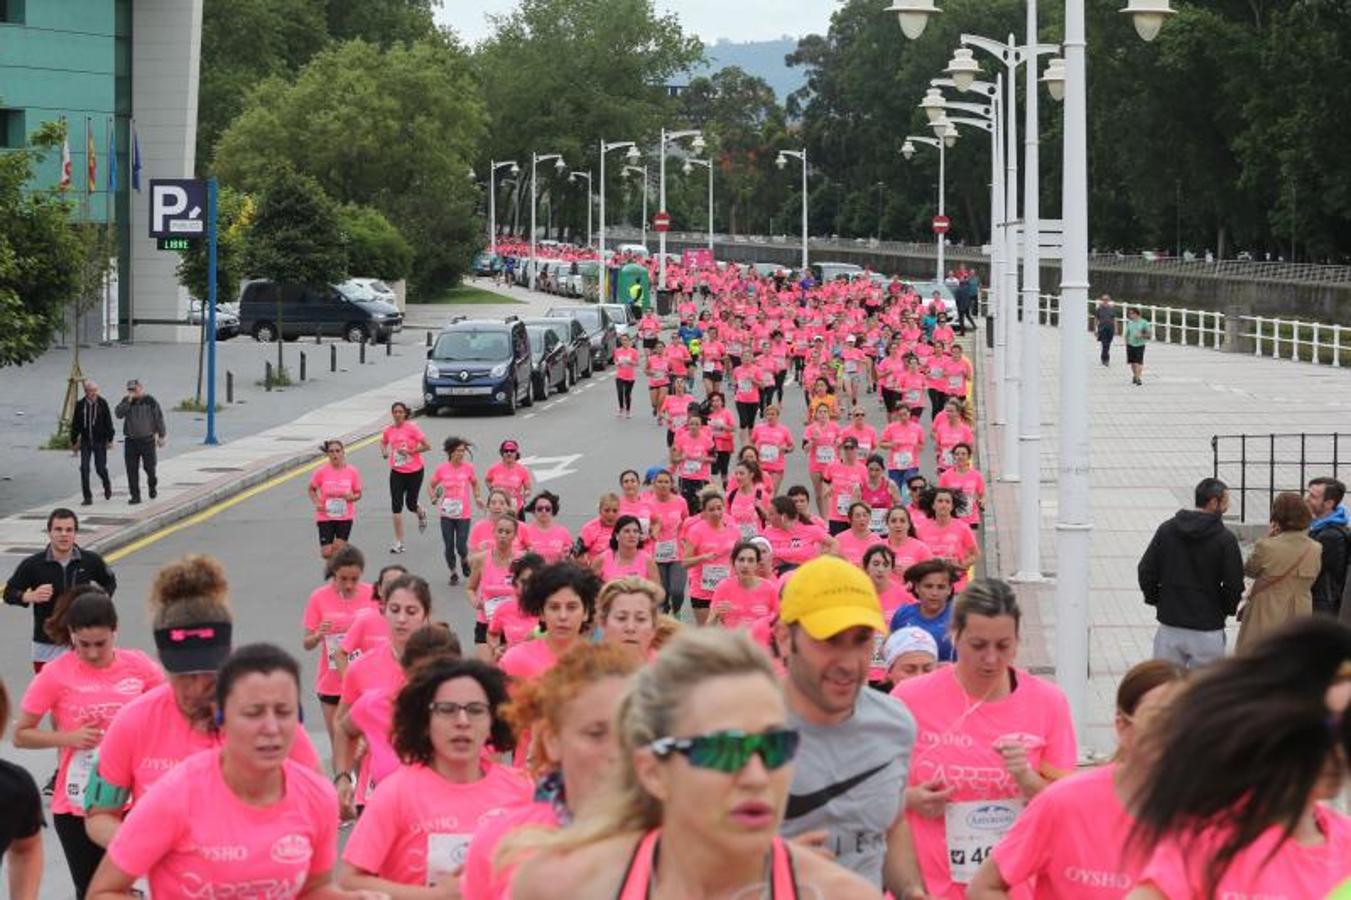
[900,117,958,283]
[569,169,593,249]
[658,128,705,295]
[775,148,809,271]
[487,160,519,257]
[682,157,715,253]
[599,139,641,303]
[529,151,566,291]
[622,164,649,247]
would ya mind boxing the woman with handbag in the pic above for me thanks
[1236,492,1322,653]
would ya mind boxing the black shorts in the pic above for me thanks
[704,369,723,383]
[317,520,353,546]
[643,337,658,350]
[666,429,676,448]
[736,401,759,429]
[474,621,489,644]
[1126,344,1145,365]
[690,597,711,610]
[317,693,340,706]
[389,468,424,514]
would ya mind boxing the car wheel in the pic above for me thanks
[557,366,569,393]
[344,324,367,343]
[583,353,593,378]
[504,381,518,415]
[532,373,548,401]
[253,322,278,342]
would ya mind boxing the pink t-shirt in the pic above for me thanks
[577,517,613,560]
[302,581,378,696]
[487,599,537,649]
[763,521,830,566]
[732,364,761,402]
[347,688,400,790]
[1136,805,1351,899]
[519,521,572,562]
[108,750,337,898]
[660,393,695,431]
[430,461,478,519]
[460,801,560,900]
[834,527,880,567]
[710,578,779,628]
[888,536,935,576]
[707,408,737,452]
[750,423,793,473]
[339,645,406,805]
[892,666,1077,899]
[804,422,840,473]
[932,419,975,468]
[618,494,654,537]
[684,517,742,600]
[672,429,715,482]
[498,639,560,682]
[20,648,163,815]
[916,518,977,569]
[310,463,362,522]
[992,763,1140,899]
[484,462,533,510]
[841,423,879,455]
[600,548,653,582]
[343,763,532,887]
[825,460,869,522]
[727,485,767,538]
[938,467,986,526]
[339,608,390,661]
[614,346,640,381]
[645,493,689,565]
[882,421,925,470]
[97,683,321,803]
[382,421,427,474]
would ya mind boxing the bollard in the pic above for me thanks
[226,370,234,404]
[315,324,322,345]
[300,351,307,382]
[385,338,391,357]
[265,361,273,391]
[425,331,432,348]
[330,344,337,372]
[360,342,366,365]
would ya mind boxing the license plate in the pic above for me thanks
[438,386,491,396]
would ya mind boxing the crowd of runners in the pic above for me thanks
[2,253,1349,899]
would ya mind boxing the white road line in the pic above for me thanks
[522,412,536,419]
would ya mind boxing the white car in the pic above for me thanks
[339,278,398,305]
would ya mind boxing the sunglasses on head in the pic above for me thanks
[649,727,800,774]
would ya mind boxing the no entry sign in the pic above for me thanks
[932,215,951,234]
[654,211,672,233]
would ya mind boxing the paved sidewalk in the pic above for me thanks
[978,328,1351,753]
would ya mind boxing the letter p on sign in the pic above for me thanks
[149,179,207,238]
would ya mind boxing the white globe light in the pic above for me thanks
[920,88,946,124]
[1041,57,1066,102]
[1120,0,1175,42]
[626,145,640,162]
[901,141,916,161]
[555,158,566,172]
[930,114,950,139]
[945,48,981,93]
[776,154,788,170]
[886,0,940,40]
[683,162,692,175]
[510,163,520,176]
[943,123,959,148]
[691,134,706,152]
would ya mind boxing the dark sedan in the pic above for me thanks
[521,316,592,384]
[544,305,616,370]
[525,323,569,400]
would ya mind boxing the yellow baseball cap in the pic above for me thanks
[780,556,886,640]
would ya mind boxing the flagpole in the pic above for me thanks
[128,118,139,344]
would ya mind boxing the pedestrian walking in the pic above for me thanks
[1124,306,1151,385]
[1235,492,1320,653]
[1094,294,1117,366]
[70,380,114,506]
[1305,476,1350,617]
[1137,477,1244,668]
[112,379,165,504]
[3,508,117,673]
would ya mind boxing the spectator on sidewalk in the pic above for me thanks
[1124,306,1151,385]
[1137,477,1244,669]
[2,508,117,672]
[1235,492,1320,653]
[114,379,165,505]
[1094,295,1117,366]
[1305,476,1349,617]
[70,380,114,506]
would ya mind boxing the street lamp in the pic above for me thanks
[1121,0,1176,41]
[885,0,939,39]
[1041,56,1066,101]
[658,128,705,295]
[900,134,948,282]
[487,160,520,257]
[529,152,566,291]
[622,164,649,248]
[920,88,947,123]
[775,148,809,271]
[683,157,715,253]
[945,48,982,91]
[568,170,594,249]
[599,140,641,303]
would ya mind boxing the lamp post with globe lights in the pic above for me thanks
[598,139,641,302]
[487,160,520,257]
[621,164,649,248]
[529,152,566,291]
[682,157,715,253]
[657,128,705,295]
[900,120,958,283]
[775,148,809,272]
[568,169,593,249]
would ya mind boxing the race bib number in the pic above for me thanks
[703,361,718,373]
[904,389,922,404]
[844,361,858,375]
[941,450,955,466]
[324,497,347,518]
[814,446,835,465]
[392,449,410,468]
[947,375,963,389]
[66,748,95,811]
[834,494,853,516]
[654,540,677,563]
[638,514,652,537]
[929,365,944,379]
[440,497,465,518]
[681,459,702,477]
[739,522,758,539]
[758,444,780,463]
[322,634,342,669]
[737,379,753,393]
[671,415,687,430]
[870,632,887,668]
[484,595,510,621]
[869,508,887,533]
[945,799,1025,884]
[701,564,730,592]
[890,450,914,469]
[426,833,471,886]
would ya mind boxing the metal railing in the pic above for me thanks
[1035,295,1226,349]
[1211,433,1351,521]
[1243,316,1350,366]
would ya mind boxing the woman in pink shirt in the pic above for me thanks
[518,491,572,563]
[486,554,546,659]
[645,470,690,618]
[638,311,662,349]
[967,659,1185,900]
[681,488,742,626]
[341,658,532,894]
[881,404,925,492]
[882,506,934,576]
[16,589,163,897]
[484,440,533,512]
[938,443,987,529]
[762,496,835,573]
[307,439,364,561]
[840,405,879,455]
[644,337,670,418]
[803,403,841,518]
[596,578,663,663]
[731,359,762,445]
[915,487,978,588]
[704,392,737,486]
[499,563,600,683]
[467,489,516,559]
[833,502,882,566]
[710,541,779,629]
[617,470,653,538]
[614,334,640,417]
[379,401,431,555]
[823,437,869,534]
[932,399,975,472]
[898,354,928,421]
[300,544,377,758]
[577,492,622,567]
[594,516,659,584]
[726,459,770,539]
[671,411,715,511]
[658,376,695,449]
[892,580,1078,900]
[468,516,521,662]
[750,404,794,491]
[861,455,903,533]
[428,435,483,585]
[90,645,353,900]
[942,346,971,401]
[860,546,915,685]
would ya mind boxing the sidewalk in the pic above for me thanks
[979,328,1351,753]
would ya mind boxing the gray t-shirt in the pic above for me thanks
[1094,303,1117,333]
[781,688,916,887]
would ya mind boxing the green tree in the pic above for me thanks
[340,203,414,282]
[325,0,439,46]
[0,120,83,367]
[176,186,254,304]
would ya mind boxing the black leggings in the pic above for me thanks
[54,812,104,899]
[772,371,787,404]
[389,469,424,514]
[711,451,732,483]
[928,388,949,419]
[616,377,635,411]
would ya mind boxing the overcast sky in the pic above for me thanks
[437,0,838,45]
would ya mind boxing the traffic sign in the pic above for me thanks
[149,179,206,239]
[653,210,671,233]
[932,215,951,235]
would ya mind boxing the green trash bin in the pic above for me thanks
[616,263,651,311]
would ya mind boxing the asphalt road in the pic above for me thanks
[2,343,948,898]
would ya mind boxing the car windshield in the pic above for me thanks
[527,329,549,353]
[910,282,955,302]
[557,309,599,330]
[337,282,373,301]
[370,280,391,293]
[432,331,510,361]
[601,305,630,323]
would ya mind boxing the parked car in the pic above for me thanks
[616,243,650,258]
[525,322,569,399]
[545,305,617,369]
[338,277,398,306]
[238,280,403,343]
[811,262,866,283]
[903,280,957,315]
[422,318,533,415]
[470,252,503,277]
[598,303,636,339]
[187,299,240,340]
[522,316,592,383]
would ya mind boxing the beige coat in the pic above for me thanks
[1236,530,1322,653]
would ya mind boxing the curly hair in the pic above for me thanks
[393,657,515,764]
[149,555,231,629]
[519,562,601,619]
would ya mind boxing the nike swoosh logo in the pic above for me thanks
[785,762,890,820]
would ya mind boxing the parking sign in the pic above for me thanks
[149,179,207,239]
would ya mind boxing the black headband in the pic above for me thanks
[154,621,233,674]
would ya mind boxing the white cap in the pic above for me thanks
[883,627,938,669]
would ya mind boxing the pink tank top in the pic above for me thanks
[478,552,515,624]
[601,549,651,582]
[860,479,893,510]
[616,828,799,899]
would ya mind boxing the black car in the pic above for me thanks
[545,305,617,369]
[238,280,402,343]
[525,323,569,400]
[522,316,592,384]
[423,318,533,415]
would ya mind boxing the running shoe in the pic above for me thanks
[450,572,460,586]
[461,561,471,577]
[390,542,405,554]
[417,508,428,533]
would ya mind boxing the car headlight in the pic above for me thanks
[425,363,439,379]
[490,363,509,378]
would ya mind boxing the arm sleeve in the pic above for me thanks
[70,403,87,441]
[989,788,1055,888]
[1220,536,1245,615]
[3,559,35,606]
[1243,540,1266,579]
[308,777,339,876]
[302,595,321,631]
[1137,531,1162,605]
[93,556,118,597]
[18,667,58,718]
[153,400,167,437]
[114,397,130,418]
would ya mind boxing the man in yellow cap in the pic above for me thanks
[775,555,928,898]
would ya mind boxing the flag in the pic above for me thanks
[131,119,142,192]
[106,117,118,193]
[58,124,72,191]
[86,117,96,193]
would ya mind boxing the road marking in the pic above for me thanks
[105,433,382,563]
[518,453,581,483]
[522,412,537,419]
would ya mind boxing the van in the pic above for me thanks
[423,318,534,415]
[239,280,403,343]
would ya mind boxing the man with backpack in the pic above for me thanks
[1305,476,1349,617]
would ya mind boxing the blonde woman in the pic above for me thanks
[596,576,664,662]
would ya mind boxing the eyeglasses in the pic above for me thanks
[429,701,491,719]
[852,412,867,418]
[534,505,553,514]
[648,727,800,774]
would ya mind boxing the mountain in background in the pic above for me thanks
[685,37,805,101]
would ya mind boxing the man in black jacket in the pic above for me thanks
[1305,476,1349,617]
[114,378,166,504]
[1137,477,1244,669]
[3,508,117,671]
[70,379,115,505]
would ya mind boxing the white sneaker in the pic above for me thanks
[390,542,405,554]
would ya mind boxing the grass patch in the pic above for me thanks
[42,431,73,451]
[422,285,523,305]
[255,366,295,389]
[175,398,225,412]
